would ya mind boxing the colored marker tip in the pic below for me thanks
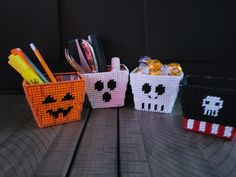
[30,43,36,50]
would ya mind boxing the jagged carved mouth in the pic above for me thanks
[46,106,73,118]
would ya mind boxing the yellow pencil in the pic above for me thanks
[30,43,57,82]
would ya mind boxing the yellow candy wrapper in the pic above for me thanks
[168,63,183,76]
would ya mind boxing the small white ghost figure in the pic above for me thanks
[202,96,223,117]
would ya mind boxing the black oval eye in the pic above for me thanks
[42,95,57,104]
[142,83,151,94]
[62,93,74,101]
[108,79,116,90]
[95,80,104,91]
[155,84,165,95]
[206,101,210,104]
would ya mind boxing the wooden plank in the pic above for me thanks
[0,95,90,177]
[138,98,236,177]
[119,104,151,177]
[192,135,236,177]
[138,111,218,177]
[33,105,90,177]
[119,99,236,177]
[68,108,118,177]
[0,95,61,177]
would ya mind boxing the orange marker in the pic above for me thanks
[30,43,57,82]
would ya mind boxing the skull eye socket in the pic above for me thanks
[42,95,57,104]
[95,80,104,91]
[205,101,210,104]
[215,102,220,106]
[62,93,75,101]
[155,84,165,95]
[142,83,151,94]
[108,79,116,90]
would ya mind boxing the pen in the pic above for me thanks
[30,43,57,83]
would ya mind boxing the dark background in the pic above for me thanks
[0,0,235,93]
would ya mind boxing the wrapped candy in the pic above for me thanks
[167,63,183,76]
[135,56,183,76]
[139,55,150,63]
[136,57,150,74]
[161,65,170,76]
[149,70,162,76]
[147,59,163,76]
[139,62,149,75]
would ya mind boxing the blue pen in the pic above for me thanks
[17,48,49,83]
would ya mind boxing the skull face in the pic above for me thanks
[130,73,182,113]
[132,79,170,112]
[140,83,166,111]
[95,79,117,102]
[202,96,223,117]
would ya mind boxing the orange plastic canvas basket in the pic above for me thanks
[23,72,86,128]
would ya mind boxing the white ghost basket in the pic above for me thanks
[130,68,183,113]
[83,65,129,109]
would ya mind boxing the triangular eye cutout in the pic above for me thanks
[42,95,57,104]
[62,93,75,101]
[155,84,165,95]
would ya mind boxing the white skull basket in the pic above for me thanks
[83,65,129,109]
[130,69,183,113]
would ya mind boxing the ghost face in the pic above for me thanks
[95,79,117,102]
[84,71,129,108]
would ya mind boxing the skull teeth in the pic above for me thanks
[141,103,164,112]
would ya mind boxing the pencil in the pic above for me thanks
[30,43,57,82]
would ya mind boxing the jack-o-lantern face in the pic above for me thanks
[24,74,85,128]
[35,84,82,126]
[42,93,75,118]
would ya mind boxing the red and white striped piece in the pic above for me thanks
[183,117,235,140]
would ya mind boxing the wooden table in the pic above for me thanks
[0,95,236,177]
